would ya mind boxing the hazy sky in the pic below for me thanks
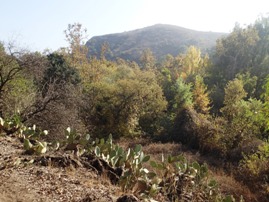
[1,0,268,51]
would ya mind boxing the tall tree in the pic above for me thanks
[0,43,40,118]
[63,23,90,80]
[213,25,259,82]
[221,78,247,121]
[173,77,193,111]
[140,48,156,70]
[182,46,202,77]
[192,75,211,114]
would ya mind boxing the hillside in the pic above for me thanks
[0,132,255,202]
[86,24,226,62]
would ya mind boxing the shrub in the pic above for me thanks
[239,141,269,200]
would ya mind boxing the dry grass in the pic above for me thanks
[142,142,182,155]
[211,169,257,202]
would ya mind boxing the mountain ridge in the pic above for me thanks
[86,24,227,62]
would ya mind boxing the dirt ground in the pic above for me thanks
[0,135,121,202]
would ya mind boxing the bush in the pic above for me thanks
[239,141,269,200]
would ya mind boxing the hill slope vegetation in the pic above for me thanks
[86,24,226,62]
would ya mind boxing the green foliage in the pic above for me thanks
[43,53,81,87]
[173,77,193,111]
[241,141,269,176]
[3,75,36,117]
[81,64,167,138]
[209,17,269,109]
[239,141,269,198]
[230,98,265,137]
[236,72,257,98]
[221,78,247,121]
[220,77,266,148]
[262,76,269,132]
[157,67,176,111]
[149,153,232,201]
[213,24,259,82]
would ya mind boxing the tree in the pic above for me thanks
[80,64,167,138]
[43,53,80,88]
[180,46,209,81]
[221,78,247,121]
[140,48,156,70]
[0,43,41,118]
[64,23,88,62]
[213,25,259,81]
[173,77,193,111]
[236,72,257,98]
[63,23,90,81]
[192,75,211,114]
[218,78,266,149]
[23,53,82,139]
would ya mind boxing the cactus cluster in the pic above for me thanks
[61,130,236,201]
[0,117,48,155]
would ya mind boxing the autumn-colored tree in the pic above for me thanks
[64,23,88,63]
[180,46,208,80]
[140,48,156,70]
[63,23,90,81]
[192,75,211,114]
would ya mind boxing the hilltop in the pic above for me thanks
[86,24,226,62]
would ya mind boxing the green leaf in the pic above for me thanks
[149,184,160,197]
[110,150,117,158]
[192,161,200,172]
[147,172,157,179]
[118,147,124,155]
[23,138,33,151]
[157,163,164,170]
[134,144,142,153]
[208,179,217,188]
[100,138,105,145]
[168,155,172,163]
[95,146,100,156]
[223,195,235,202]
[142,155,150,162]
[150,161,158,168]
[108,134,113,145]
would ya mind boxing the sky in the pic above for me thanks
[1,0,268,52]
